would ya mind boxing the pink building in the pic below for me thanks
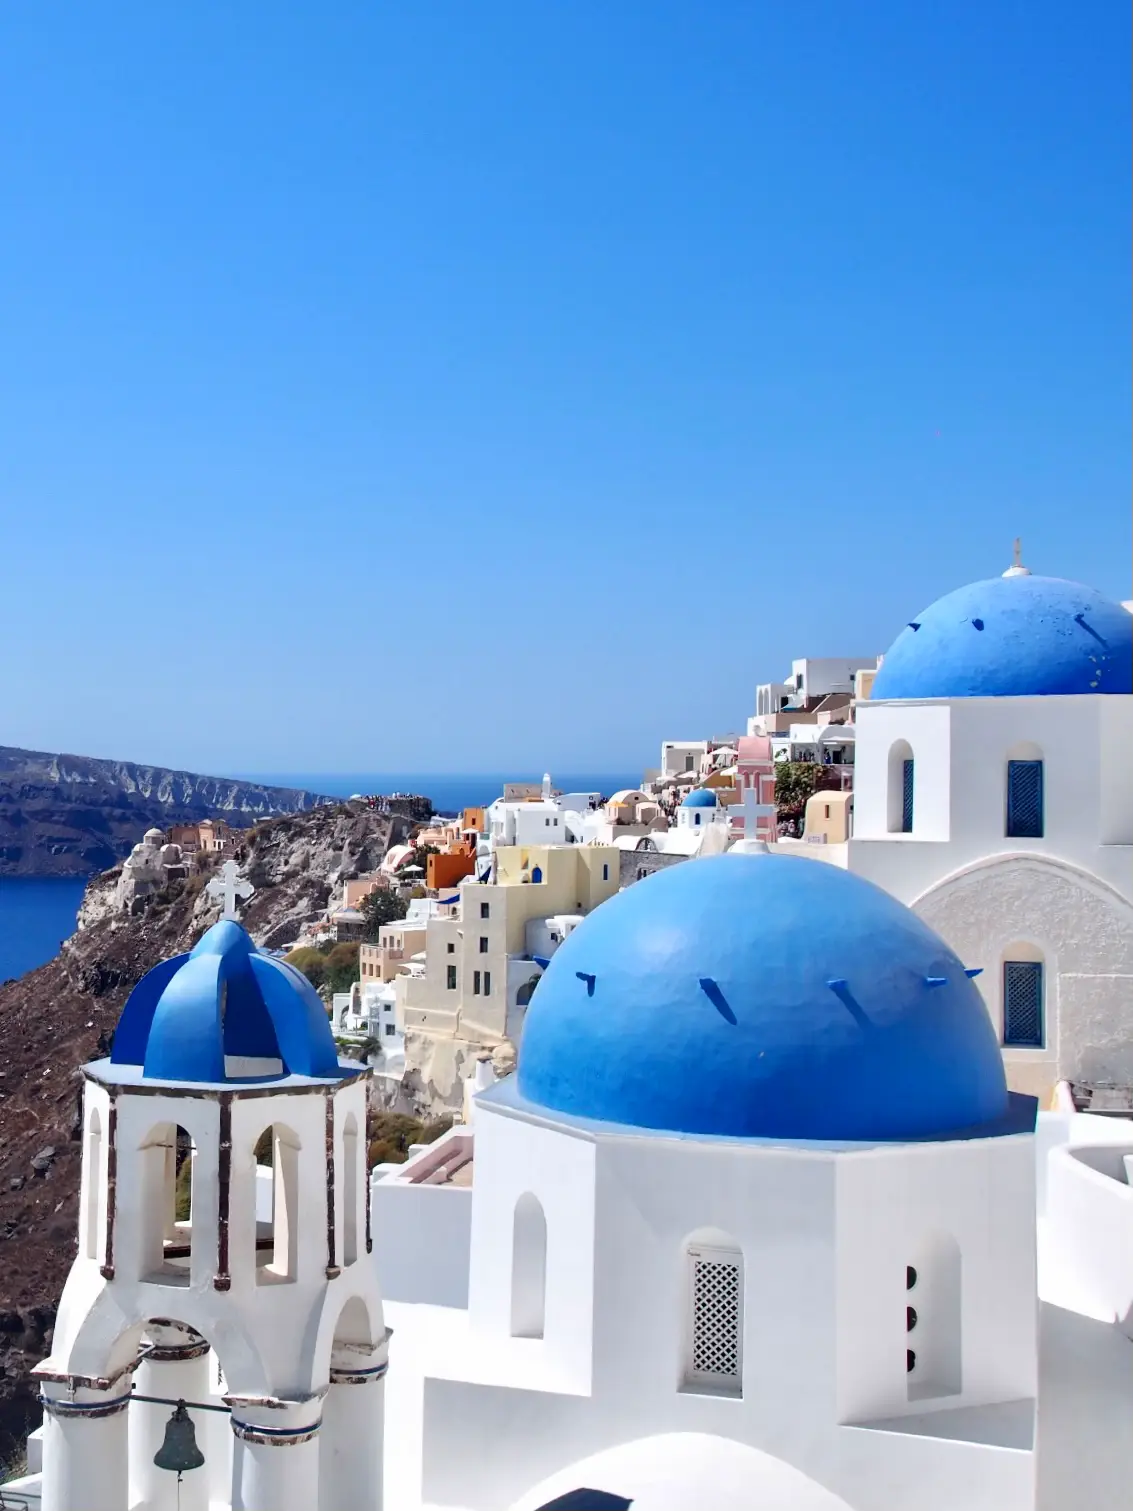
[733,735,777,841]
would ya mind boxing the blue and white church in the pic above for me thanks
[836,556,1133,1106]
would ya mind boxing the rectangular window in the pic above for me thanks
[446,965,457,990]
[1006,760,1044,839]
[472,970,481,995]
[602,864,609,880]
[483,971,491,996]
[384,1024,395,1036]
[686,1245,743,1395]
[901,759,915,833]
[480,902,490,919]
[479,936,488,953]
[446,942,455,953]
[1003,961,1043,1047]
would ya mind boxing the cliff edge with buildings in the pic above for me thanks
[0,743,330,876]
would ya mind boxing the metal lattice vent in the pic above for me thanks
[1004,961,1043,1047]
[692,1257,741,1379]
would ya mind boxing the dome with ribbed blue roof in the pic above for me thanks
[109,919,345,1084]
[517,855,1010,1142]
[871,573,1133,701]
[681,789,718,808]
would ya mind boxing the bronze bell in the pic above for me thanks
[153,1401,205,1475]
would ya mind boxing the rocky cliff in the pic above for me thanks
[0,744,330,876]
[0,798,415,1456]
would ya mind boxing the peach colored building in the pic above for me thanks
[359,923,429,984]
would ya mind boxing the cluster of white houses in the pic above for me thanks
[12,555,1133,1509]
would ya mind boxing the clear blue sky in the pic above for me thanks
[1,2,1128,776]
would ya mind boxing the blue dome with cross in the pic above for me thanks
[517,854,1009,1141]
[110,919,345,1084]
[871,573,1133,701]
[681,789,719,808]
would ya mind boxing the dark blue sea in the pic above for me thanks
[0,877,88,984]
[244,772,642,816]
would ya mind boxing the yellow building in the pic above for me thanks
[396,844,619,1107]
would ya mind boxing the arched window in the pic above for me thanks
[83,1109,103,1262]
[510,1193,547,1339]
[887,740,915,834]
[682,1231,744,1396]
[1002,944,1044,1047]
[906,1234,962,1401]
[138,1123,195,1284]
[531,865,543,884]
[254,1123,301,1284]
[342,1114,360,1267]
[1006,748,1044,838]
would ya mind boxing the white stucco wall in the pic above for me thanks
[908,855,1133,1099]
[414,1100,1040,1511]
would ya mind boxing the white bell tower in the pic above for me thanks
[35,918,386,1511]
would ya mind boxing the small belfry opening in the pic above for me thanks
[342,1113,360,1267]
[83,1108,103,1262]
[139,1122,196,1283]
[254,1122,301,1283]
[510,1192,548,1339]
[887,740,915,833]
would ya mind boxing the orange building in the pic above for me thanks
[427,848,477,891]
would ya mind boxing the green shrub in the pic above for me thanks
[323,942,360,995]
[284,947,327,989]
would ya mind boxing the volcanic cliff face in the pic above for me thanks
[0,744,330,876]
[0,799,415,1456]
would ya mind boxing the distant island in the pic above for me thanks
[0,743,331,876]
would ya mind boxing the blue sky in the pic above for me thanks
[1,2,1128,775]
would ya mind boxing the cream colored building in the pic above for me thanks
[359,923,429,984]
[396,843,619,1111]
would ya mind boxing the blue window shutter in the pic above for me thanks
[1003,961,1043,1047]
[901,760,915,833]
[1007,760,1044,838]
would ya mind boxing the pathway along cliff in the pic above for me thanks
[0,743,331,876]
[0,799,415,1459]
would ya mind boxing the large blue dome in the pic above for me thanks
[110,919,344,1084]
[517,855,1008,1141]
[871,573,1133,700]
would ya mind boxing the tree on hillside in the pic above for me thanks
[323,942,360,995]
[361,888,409,940]
[772,761,841,823]
[284,946,327,990]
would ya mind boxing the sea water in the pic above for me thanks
[0,877,87,983]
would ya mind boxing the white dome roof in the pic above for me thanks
[508,1433,857,1511]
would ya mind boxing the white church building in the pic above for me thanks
[22,844,1133,1509]
[785,558,1133,1106]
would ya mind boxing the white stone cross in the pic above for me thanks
[742,786,777,840]
[206,857,255,920]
